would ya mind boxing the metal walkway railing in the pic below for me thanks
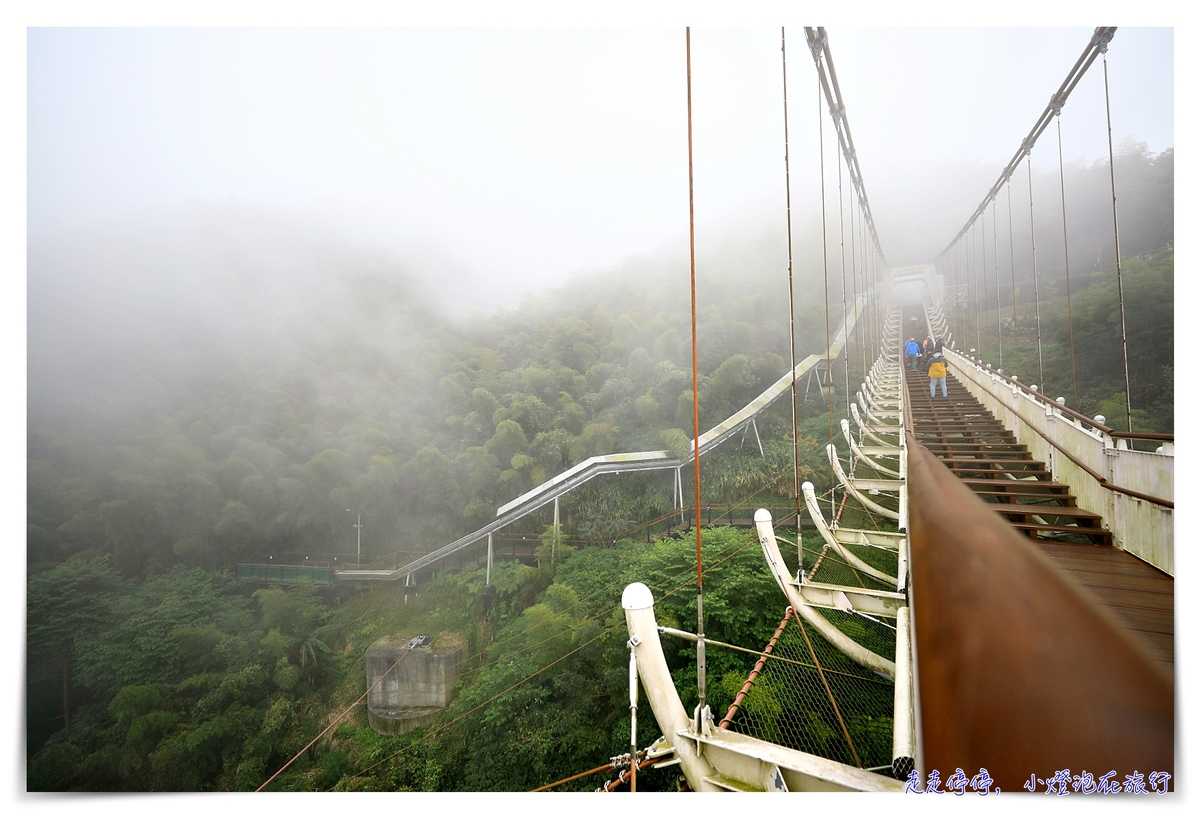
[336,298,866,582]
[899,297,1173,790]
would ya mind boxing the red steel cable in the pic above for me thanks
[720,607,795,728]
[256,647,412,791]
[684,25,706,713]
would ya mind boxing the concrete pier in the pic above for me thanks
[365,635,462,735]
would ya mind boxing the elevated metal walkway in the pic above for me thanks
[334,299,865,583]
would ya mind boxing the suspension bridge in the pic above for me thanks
[610,26,1172,794]
[248,26,1173,794]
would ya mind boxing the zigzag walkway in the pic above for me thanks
[903,361,1174,672]
[328,300,865,583]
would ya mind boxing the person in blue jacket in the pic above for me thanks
[905,337,921,370]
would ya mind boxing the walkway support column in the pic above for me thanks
[622,583,720,791]
[552,497,560,567]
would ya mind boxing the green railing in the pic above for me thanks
[236,564,333,585]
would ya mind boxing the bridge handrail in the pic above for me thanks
[904,427,1172,790]
[962,356,1171,443]
[977,377,1170,509]
[923,302,1171,444]
[944,347,1173,509]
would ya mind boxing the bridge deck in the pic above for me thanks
[904,363,1174,673]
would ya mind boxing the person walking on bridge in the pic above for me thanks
[905,337,921,370]
[928,351,948,398]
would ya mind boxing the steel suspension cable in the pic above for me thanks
[684,25,706,714]
[933,28,1117,262]
[816,61,835,521]
[851,183,866,384]
[345,624,623,789]
[1026,155,1045,388]
[953,240,960,341]
[838,141,851,420]
[256,647,413,791]
[958,238,963,344]
[872,238,880,358]
[1101,40,1134,432]
[341,535,766,791]
[962,238,968,343]
[973,223,981,356]
[1056,111,1079,403]
[804,27,887,266]
[531,759,621,792]
[795,613,862,768]
[1007,182,1019,380]
[981,206,989,362]
[967,233,973,349]
[993,198,1003,370]
[782,27,802,516]
[720,607,794,728]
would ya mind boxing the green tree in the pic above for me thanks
[27,555,124,742]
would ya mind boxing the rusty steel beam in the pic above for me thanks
[905,429,1172,790]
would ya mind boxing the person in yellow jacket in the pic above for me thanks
[928,352,948,398]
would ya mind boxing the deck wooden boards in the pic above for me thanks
[904,363,1173,672]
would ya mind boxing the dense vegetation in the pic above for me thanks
[30,525,851,791]
[27,144,1171,790]
[955,248,1173,435]
[26,219,863,789]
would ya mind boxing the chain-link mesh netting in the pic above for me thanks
[721,607,896,771]
[781,529,898,593]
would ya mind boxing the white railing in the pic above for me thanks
[940,345,1173,575]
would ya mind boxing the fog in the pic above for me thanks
[25,26,1174,428]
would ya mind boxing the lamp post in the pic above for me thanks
[347,510,363,565]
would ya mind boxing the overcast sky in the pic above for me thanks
[26,24,1173,300]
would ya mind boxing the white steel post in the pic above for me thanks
[629,639,639,792]
[553,497,560,567]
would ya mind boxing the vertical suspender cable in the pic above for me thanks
[628,641,638,792]
[993,199,1002,370]
[875,239,881,357]
[963,234,968,345]
[952,242,958,343]
[963,237,968,344]
[849,183,858,372]
[964,237,969,344]
[684,26,705,715]
[979,207,988,357]
[867,204,875,360]
[959,239,965,342]
[852,185,865,381]
[1056,112,1079,403]
[1026,154,1045,388]
[963,234,968,346]
[838,139,850,420]
[972,224,980,354]
[1101,43,1134,432]
[869,220,878,358]
[981,207,988,362]
[1007,183,1019,380]
[816,57,835,520]
[781,28,801,517]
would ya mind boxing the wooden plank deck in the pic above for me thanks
[905,362,1174,675]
